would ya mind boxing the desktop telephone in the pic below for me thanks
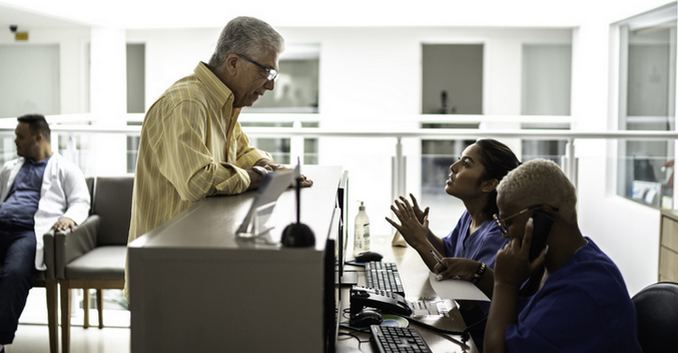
[350,286,412,317]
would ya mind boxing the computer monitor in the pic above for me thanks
[236,169,295,238]
[323,237,337,353]
[335,170,357,287]
[633,157,658,182]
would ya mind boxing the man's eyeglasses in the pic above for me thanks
[238,54,279,81]
[492,204,556,235]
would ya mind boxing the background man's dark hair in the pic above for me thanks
[17,114,51,142]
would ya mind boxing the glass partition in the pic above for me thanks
[617,4,677,209]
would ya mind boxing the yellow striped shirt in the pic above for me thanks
[128,62,272,244]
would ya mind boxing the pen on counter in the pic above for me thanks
[430,249,443,265]
[430,250,445,281]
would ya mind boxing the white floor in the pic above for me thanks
[7,325,129,353]
[9,288,131,353]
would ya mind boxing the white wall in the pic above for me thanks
[0,44,60,117]
[125,26,572,242]
[125,21,677,294]
[522,44,572,115]
[5,0,670,294]
[0,28,90,115]
[127,28,219,107]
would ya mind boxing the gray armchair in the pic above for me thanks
[55,176,134,353]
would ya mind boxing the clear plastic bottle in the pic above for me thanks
[353,201,370,255]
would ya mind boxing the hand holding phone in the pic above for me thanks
[527,210,553,261]
[519,210,554,296]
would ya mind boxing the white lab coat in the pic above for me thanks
[0,153,90,270]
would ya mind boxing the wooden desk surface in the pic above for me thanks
[337,235,479,353]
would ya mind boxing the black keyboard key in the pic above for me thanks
[370,325,432,353]
[365,261,405,296]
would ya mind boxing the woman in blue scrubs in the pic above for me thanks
[484,159,641,353]
[386,138,520,297]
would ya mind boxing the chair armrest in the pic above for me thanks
[42,230,56,280]
[55,215,101,279]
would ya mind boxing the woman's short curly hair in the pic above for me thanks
[497,159,577,222]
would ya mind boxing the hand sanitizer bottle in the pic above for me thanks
[353,201,370,255]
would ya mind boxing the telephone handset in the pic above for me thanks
[519,209,554,296]
[349,287,412,317]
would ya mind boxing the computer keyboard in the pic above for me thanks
[351,285,403,300]
[370,325,432,353]
[365,261,405,296]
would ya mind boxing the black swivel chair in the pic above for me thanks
[631,281,678,353]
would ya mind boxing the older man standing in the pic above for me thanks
[127,17,312,285]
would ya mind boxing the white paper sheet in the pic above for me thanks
[428,272,490,302]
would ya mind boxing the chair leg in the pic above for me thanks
[83,288,90,329]
[97,289,104,329]
[60,283,71,353]
[45,280,59,353]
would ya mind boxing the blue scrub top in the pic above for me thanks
[505,238,642,353]
[442,211,508,268]
[0,158,49,229]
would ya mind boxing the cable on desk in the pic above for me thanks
[404,316,471,350]
[338,328,369,352]
[339,322,370,334]
[342,307,352,320]
[344,260,366,267]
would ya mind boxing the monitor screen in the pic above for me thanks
[633,157,658,182]
[337,170,349,277]
[334,170,357,288]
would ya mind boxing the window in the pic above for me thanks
[0,44,60,117]
[126,44,145,172]
[421,44,483,115]
[126,43,145,114]
[246,44,320,113]
[617,3,677,208]
[244,44,320,164]
[521,43,572,163]
[420,44,484,234]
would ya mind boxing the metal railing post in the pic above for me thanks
[290,119,304,164]
[565,138,577,187]
[391,136,408,246]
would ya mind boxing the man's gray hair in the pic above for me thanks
[208,16,284,67]
[497,159,577,222]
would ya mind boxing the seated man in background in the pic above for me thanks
[484,159,641,353]
[0,114,90,353]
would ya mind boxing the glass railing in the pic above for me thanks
[4,121,677,235]
[5,115,678,327]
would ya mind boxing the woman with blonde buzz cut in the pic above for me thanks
[484,159,641,353]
